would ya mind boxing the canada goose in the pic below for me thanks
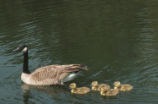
[114,81,133,92]
[100,87,119,97]
[91,81,110,91]
[69,83,90,94]
[14,45,88,86]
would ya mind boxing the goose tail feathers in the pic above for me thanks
[63,64,88,73]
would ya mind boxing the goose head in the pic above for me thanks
[14,45,28,53]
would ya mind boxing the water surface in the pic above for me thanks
[0,0,158,104]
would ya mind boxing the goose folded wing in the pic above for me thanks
[29,65,80,84]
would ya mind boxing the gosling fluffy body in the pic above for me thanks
[100,87,119,97]
[91,81,110,91]
[69,83,90,94]
[114,81,133,92]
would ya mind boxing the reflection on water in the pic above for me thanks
[21,84,69,104]
[0,0,158,104]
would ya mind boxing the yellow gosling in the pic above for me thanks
[91,81,110,91]
[98,83,110,91]
[100,87,106,96]
[114,81,133,92]
[100,86,111,96]
[105,87,119,96]
[69,83,90,94]
[100,87,119,97]
[69,83,77,93]
[91,81,99,91]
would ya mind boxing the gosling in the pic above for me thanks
[114,81,133,92]
[69,83,90,94]
[100,87,119,97]
[91,81,110,91]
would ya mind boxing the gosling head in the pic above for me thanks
[114,86,118,90]
[14,45,28,53]
[91,81,99,87]
[114,81,121,88]
[100,87,107,95]
[69,83,77,89]
[100,87,106,92]
[101,86,110,92]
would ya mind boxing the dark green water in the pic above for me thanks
[0,0,158,104]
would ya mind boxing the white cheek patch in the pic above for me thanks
[22,47,28,52]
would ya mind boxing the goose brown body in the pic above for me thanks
[22,64,88,86]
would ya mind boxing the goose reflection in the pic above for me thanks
[21,83,69,104]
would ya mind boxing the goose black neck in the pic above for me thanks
[23,51,30,74]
